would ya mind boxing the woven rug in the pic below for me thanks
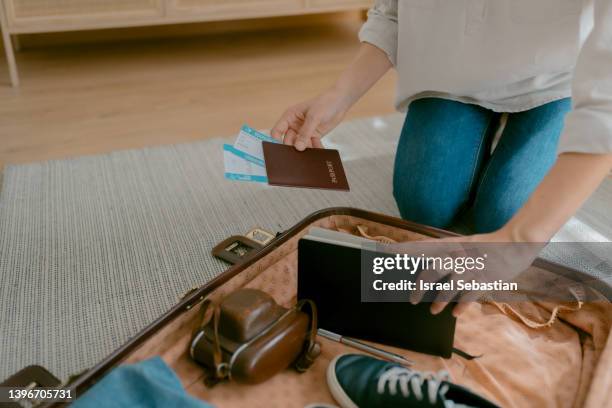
[0,114,610,381]
[0,115,404,380]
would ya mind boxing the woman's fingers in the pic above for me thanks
[430,274,487,317]
[271,111,293,141]
[408,267,447,305]
[272,105,306,142]
[272,109,328,149]
[271,109,321,150]
[283,128,321,149]
[451,303,471,317]
[295,115,320,151]
[430,301,451,315]
[428,281,459,315]
[283,128,298,146]
[311,137,324,149]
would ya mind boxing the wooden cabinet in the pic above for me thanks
[0,0,372,86]
[167,0,304,19]
[5,0,164,32]
[165,0,371,19]
[307,0,371,9]
[10,0,160,18]
[2,0,371,32]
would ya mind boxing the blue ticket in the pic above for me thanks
[232,125,279,167]
[223,144,268,183]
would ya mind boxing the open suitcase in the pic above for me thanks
[33,207,612,407]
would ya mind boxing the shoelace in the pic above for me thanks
[377,367,451,406]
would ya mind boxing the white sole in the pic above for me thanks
[326,355,360,408]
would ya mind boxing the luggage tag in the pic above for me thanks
[245,227,276,245]
[0,365,63,407]
[212,228,276,265]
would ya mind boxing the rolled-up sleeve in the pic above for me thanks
[358,0,398,66]
[559,0,612,154]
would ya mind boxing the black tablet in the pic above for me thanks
[297,235,456,358]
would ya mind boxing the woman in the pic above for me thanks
[271,1,612,315]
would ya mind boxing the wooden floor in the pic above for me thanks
[0,15,396,167]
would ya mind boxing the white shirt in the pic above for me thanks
[359,0,612,154]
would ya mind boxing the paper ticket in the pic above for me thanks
[232,125,279,167]
[223,144,268,183]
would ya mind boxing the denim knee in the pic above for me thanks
[393,174,458,229]
[471,201,520,234]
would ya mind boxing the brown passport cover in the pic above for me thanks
[262,142,350,191]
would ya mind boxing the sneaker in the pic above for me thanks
[327,354,499,408]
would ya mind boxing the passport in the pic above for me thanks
[262,142,350,191]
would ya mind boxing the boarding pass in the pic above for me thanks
[223,144,268,183]
[233,125,279,167]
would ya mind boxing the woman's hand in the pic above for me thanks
[408,231,543,318]
[270,88,352,151]
[270,42,393,151]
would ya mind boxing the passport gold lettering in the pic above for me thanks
[326,160,337,184]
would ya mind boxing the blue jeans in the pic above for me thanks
[72,357,212,408]
[393,97,571,233]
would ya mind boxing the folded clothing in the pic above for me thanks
[72,357,212,408]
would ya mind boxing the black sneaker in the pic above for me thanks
[327,354,499,408]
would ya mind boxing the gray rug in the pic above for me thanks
[0,114,610,381]
[0,115,404,380]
